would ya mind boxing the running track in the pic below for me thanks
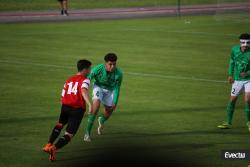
[0,2,249,23]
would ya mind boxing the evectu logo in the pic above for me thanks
[222,150,250,160]
[225,152,245,159]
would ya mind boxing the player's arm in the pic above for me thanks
[228,49,235,84]
[113,72,123,109]
[81,79,92,113]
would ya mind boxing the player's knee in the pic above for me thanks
[245,99,250,104]
[93,100,101,108]
[65,131,74,139]
[244,95,250,103]
[230,96,238,103]
[92,109,99,115]
[105,107,113,113]
[61,133,71,144]
[55,123,64,129]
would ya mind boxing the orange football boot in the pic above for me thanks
[42,143,52,153]
[49,145,57,162]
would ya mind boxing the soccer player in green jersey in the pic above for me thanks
[84,53,123,141]
[218,33,250,131]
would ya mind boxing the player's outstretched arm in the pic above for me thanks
[82,88,92,113]
[113,72,123,109]
[228,50,235,77]
[228,49,235,84]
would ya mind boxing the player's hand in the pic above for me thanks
[228,76,234,84]
[240,72,248,78]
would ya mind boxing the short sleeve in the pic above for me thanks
[81,79,90,89]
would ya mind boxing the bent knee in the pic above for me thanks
[55,123,64,129]
[245,94,250,103]
[65,131,74,139]
[230,96,238,103]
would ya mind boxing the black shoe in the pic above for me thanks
[63,10,68,16]
[61,10,64,15]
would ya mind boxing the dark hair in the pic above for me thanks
[104,53,117,62]
[239,33,250,40]
[77,59,92,72]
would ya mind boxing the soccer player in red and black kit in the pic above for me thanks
[42,59,92,161]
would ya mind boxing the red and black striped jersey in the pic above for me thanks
[61,74,90,109]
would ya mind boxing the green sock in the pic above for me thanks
[85,114,96,135]
[99,114,108,125]
[226,101,235,125]
[244,103,250,122]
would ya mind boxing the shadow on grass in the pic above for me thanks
[51,129,249,167]
[70,130,229,144]
[0,105,227,124]
[104,129,250,139]
[56,143,204,167]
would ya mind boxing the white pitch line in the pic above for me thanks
[0,60,73,69]
[122,28,236,37]
[125,72,227,83]
[0,59,227,83]
[9,28,236,37]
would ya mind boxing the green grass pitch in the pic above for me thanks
[0,14,250,167]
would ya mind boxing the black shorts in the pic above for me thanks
[59,105,85,134]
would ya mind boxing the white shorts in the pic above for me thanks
[92,85,114,107]
[231,80,250,96]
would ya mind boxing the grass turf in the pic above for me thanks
[0,0,249,11]
[0,14,250,167]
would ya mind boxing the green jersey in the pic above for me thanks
[88,64,123,105]
[229,45,250,81]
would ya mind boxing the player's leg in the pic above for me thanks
[43,105,68,152]
[49,107,84,161]
[58,0,64,15]
[244,82,250,131]
[84,99,100,141]
[48,132,73,161]
[63,0,68,16]
[43,123,64,152]
[97,90,114,135]
[218,81,243,129]
[84,85,103,141]
[227,96,237,124]
[54,111,83,149]
[98,106,113,135]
